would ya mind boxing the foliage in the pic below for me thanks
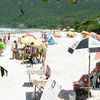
[74,20,100,32]
[0,0,100,29]
[68,0,78,4]
[42,0,78,4]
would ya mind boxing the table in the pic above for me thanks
[33,80,47,100]
[26,67,45,87]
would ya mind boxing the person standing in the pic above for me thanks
[7,33,11,42]
[0,38,3,56]
[41,40,48,67]
[3,36,7,44]
[29,42,36,65]
[11,40,18,59]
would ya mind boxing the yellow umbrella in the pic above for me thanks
[20,34,39,47]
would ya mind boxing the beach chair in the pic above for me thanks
[73,74,92,91]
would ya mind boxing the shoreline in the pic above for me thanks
[0,28,52,34]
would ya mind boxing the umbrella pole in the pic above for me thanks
[88,49,91,98]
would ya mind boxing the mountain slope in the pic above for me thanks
[0,0,100,28]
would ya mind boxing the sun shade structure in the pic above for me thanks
[68,36,100,97]
[20,33,39,46]
[22,33,37,39]
[44,31,53,35]
[68,37,100,54]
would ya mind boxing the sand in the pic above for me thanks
[0,30,99,100]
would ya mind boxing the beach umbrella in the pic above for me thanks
[68,37,100,54]
[68,36,100,95]
[20,33,39,46]
[44,31,53,35]
[22,33,37,39]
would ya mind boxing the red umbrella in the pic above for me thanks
[94,52,100,60]
[21,33,38,45]
[22,33,37,39]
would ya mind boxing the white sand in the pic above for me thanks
[0,30,99,100]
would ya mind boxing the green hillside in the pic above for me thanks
[0,0,100,29]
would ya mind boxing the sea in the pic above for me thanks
[0,28,44,34]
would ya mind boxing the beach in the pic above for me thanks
[0,29,99,100]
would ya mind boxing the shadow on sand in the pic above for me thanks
[23,82,33,87]
[26,91,42,100]
[26,92,33,100]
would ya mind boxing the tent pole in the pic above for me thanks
[88,49,91,98]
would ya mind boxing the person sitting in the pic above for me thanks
[47,36,55,45]
[91,62,100,89]
[92,62,100,74]
[45,64,51,80]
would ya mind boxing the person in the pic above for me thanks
[45,64,51,80]
[30,42,36,57]
[92,62,100,74]
[40,40,48,67]
[35,47,41,64]
[3,36,7,44]
[47,36,55,45]
[0,38,3,56]
[11,40,18,59]
[29,42,36,65]
[40,31,44,38]
[7,33,10,42]
[91,62,100,89]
